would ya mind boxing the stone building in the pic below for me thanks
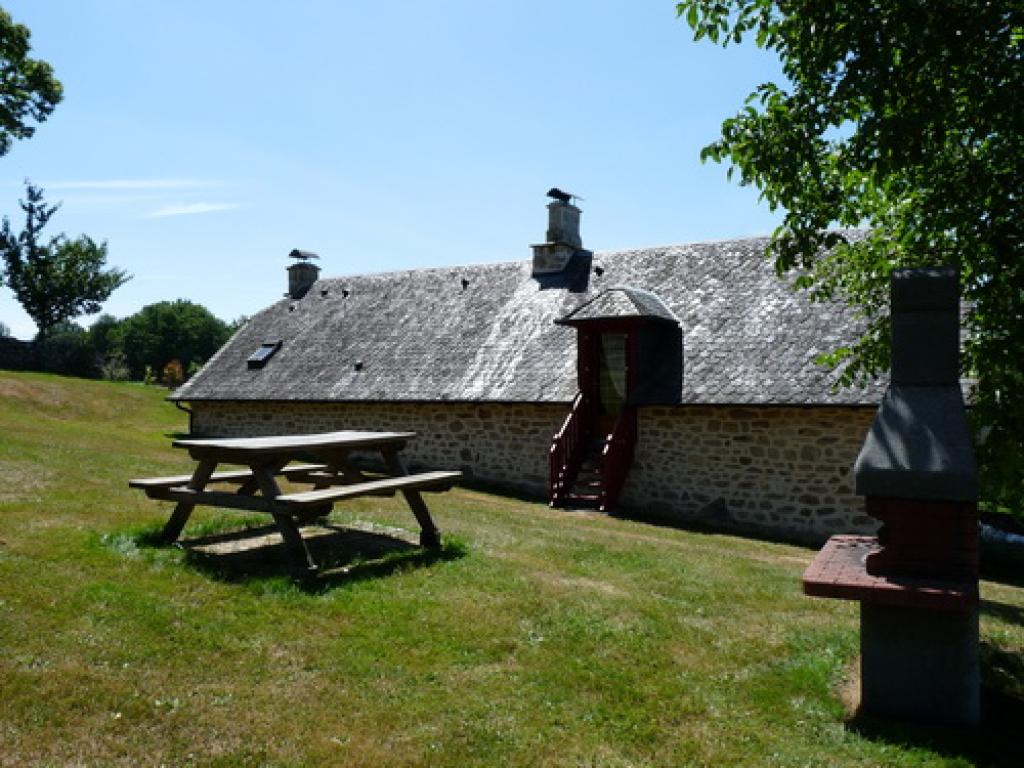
[171,200,884,544]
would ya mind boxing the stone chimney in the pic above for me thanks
[546,201,582,248]
[287,249,320,299]
[854,266,976,502]
[889,267,960,385]
[532,196,585,276]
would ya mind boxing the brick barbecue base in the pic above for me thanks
[860,601,980,725]
[803,535,980,725]
[802,535,978,612]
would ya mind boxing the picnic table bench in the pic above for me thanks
[129,430,461,576]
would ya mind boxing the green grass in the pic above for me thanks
[1,370,1023,766]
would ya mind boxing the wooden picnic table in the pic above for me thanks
[129,430,461,576]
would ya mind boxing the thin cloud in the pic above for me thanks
[145,202,241,218]
[42,179,223,191]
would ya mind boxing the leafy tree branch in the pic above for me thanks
[0,182,130,339]
[0,7,62,156]
[678,0,1024,508]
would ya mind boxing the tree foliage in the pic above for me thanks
[0,8,62,158]
[87,312,122,361]
[41,320,96,377]
[118,300,231,381]
[0,183,130,339]
[678,0,1024,508]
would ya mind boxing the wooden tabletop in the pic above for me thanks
[172,430,417,456]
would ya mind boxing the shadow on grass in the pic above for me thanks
[981,598,1024,628]
[606,502,809,548]
[136,523,466,593]
[844,641,1024,768]
[980,557,1024,590]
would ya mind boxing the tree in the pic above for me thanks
[88,312,123,360]
[677,1,1024,509]
[39,319,95,377]
[0,182,130,339]
[227,314,249,334]
[118,300,230,381]
[0,8,62,158]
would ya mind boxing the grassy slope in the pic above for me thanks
[1,370,1023,767]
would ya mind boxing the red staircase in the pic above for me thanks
[549,395,637,512]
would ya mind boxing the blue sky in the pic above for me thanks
[0,1,782,339]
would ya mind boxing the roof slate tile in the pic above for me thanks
[172,237,885,406]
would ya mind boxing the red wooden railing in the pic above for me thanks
[599,406,637,512]
[549,391,591,506]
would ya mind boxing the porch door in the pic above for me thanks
[597,333,628,433]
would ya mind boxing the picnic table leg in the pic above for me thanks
[161,458,217,543]
[403,491,442,550]
[237,458,330,525]
[383,450,442,550]
[251,463,318,577]
[321,449,368,487]
[272,512,319,576]
[235,458,288,496]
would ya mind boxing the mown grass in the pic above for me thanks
[1,370,1023,767]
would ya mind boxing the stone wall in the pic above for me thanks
[190,400,876,544]
[625,405,876,544]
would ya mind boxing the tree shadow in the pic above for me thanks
[981,598,1024,628]
[980,553,1024,589]
[844,640,1024,767]
[137,523,466,593]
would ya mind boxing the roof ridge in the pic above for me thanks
[313,234,786,283]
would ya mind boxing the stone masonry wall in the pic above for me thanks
[190,401,876,544]
[623,405,877,544]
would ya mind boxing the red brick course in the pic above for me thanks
[802,535,978,611]
[864,498,978,580]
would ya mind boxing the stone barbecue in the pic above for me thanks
[802,267,980,725]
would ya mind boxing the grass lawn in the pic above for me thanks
[1,370,1023,767]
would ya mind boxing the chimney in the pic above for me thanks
[890,267,960,385]
[854,266,977,502]
[546,200,582,248]
[532,190,585,276]
[287,249,320,299]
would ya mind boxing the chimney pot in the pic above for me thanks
[891,267,959,385]
[545,201,582,249]
[287,249,321,299]
[532,194,586,277]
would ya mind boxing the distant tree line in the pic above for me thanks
[37,301,243,384]
[0,177,237,384]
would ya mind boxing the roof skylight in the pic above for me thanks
[247,340,282,369]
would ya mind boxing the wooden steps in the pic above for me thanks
[560,436,608,509]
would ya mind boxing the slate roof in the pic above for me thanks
[171,236,885,406]
[557,286,680,325]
